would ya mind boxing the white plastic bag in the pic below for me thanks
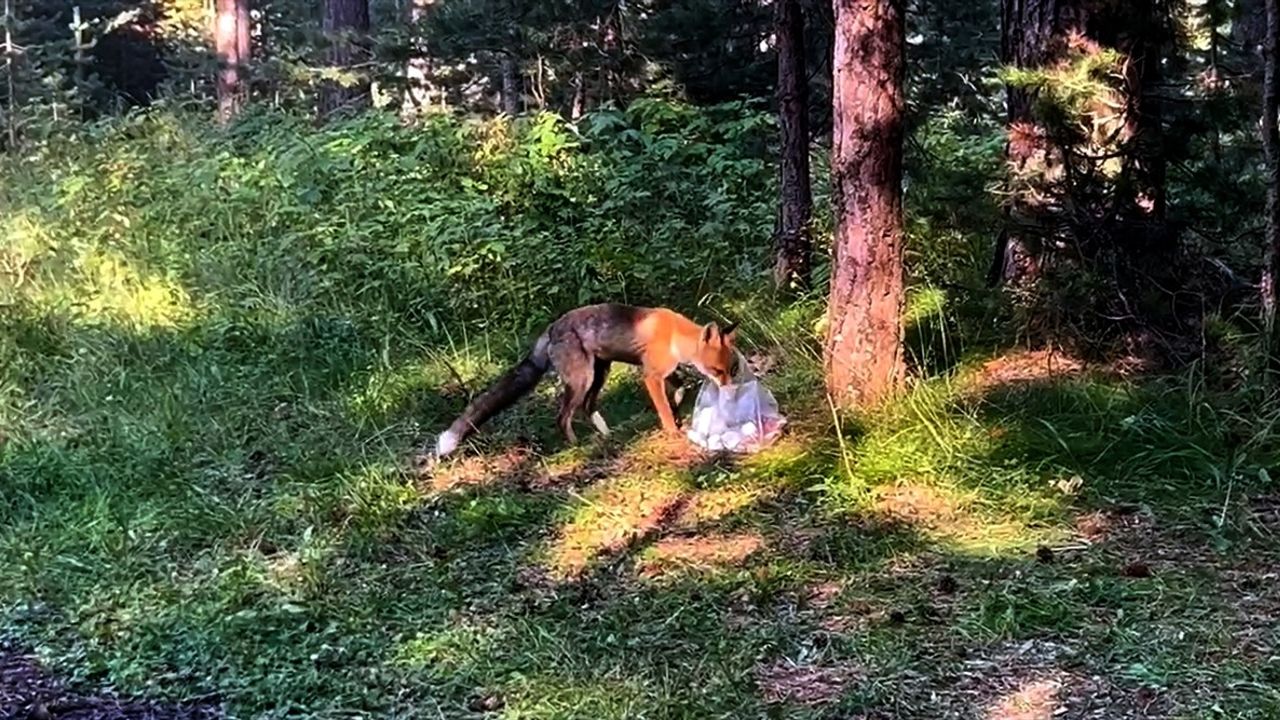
[686,352,786,453]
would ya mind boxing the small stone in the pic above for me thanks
[468,693,505,713]
[937,574,958,594]
[1121,561,1152,578]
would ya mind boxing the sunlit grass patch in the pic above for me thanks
[331,463,420,536]
[394,621,506,675]
[869,480,1062,555]
[24,247,202,332]
[669,485,772,531]
[346,346,500,423]
[544,473,688,578]
[499,674,653,719]
[636,532,765,579]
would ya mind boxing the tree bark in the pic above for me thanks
[772,0,813,290]
[319,0,371,120]
[1235,0,1266,67]
[990,0,1085,285]
[3,0,16,151]
[992,0,1168,283]
[401,0,434,119]
[1103,0,1167,226]
[500,52,520,115]
[824,0,906,408]
[215,0,250,124]
[1263,0,1280,367]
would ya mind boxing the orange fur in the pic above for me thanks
[436,303,738,456]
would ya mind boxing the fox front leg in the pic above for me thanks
[643,373,681,435]
[666,376,687,412]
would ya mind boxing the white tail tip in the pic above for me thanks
[435,430,460,457]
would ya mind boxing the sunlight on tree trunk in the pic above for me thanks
[991,0,1082,286]
[215,0,249,124]
[401,0,435,119]
[1263,0,1280,368]
[772,0,812,291]
[824,0,906,408]
[319,0,371,120]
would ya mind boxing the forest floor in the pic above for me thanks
[4,326,1280,719]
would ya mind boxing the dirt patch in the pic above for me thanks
[804,581,845,611]
[754,657,860,707]
[984,677,1062,720]
[873,483,964,527]
[546,477,689,578]
[420,445,538,494]
[1248,494,1280,534]
[1,640,219,720]
[1071,507,1151,545]
[965,350,1086,394]
[951,640,1168,719]
[636,532,764,578]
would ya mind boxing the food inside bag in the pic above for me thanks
[686,352,786,453]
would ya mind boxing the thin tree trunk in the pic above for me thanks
[319,0,371,120]
[570,71,585,119]
[1114,0,1166,225]
[401,0,433,119]
[215,0,250,124]
[500,53,519,114]
[772,0,813,290]
[1263,0,1280,367]
[824,0,906,408]
[990,0,1083,286]
[3,0,15,151]
[1236,0,1266,69]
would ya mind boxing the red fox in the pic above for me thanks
[435,303,738,457]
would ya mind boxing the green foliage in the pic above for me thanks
[1001,47,1126,129]
[1,99,775,340]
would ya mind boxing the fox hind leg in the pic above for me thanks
[550,342,593,445]
[584,359,612,437]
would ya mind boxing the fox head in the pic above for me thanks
[694,321,738,386]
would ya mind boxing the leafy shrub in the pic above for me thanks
[1,99,777,343]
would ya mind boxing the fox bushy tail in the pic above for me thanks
[435,334,551,456]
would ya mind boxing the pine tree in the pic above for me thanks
[824,0,906,407]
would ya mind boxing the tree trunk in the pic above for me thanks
[3,0,16,151]
[1236,0,1267,67]
[401,0,434,119]
[319,0,371,120]
[772,0,813,290]
[990,0,1085,286]
[1107,0,1167,226]
[1263,0,1280,367]
[824,0,906,408]
[215,0,250,124]
[993,0,1168,280]
[500,52,520,115]
[570,71,585,119]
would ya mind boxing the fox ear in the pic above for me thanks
[722,322,739,343]
[701,322,719,344]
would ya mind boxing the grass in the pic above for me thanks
[4,276,1280,720]
[0,108,1277,717]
